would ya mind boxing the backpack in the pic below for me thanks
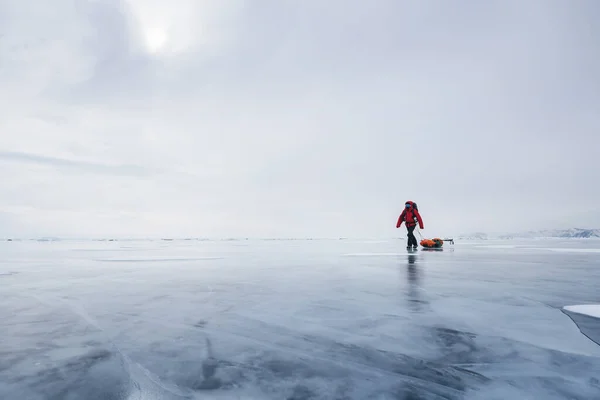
[412,203,419,224]
[405,201,418,212]
[404,201,419,224]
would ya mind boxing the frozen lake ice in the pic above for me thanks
[1,238,600,399]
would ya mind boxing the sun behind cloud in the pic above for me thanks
[124,0,244,56]
[144,27,169,53]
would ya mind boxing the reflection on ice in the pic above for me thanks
[405,253,428,312]
[1,239,600,399]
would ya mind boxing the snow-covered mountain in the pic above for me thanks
[500,228,600,239]
[457,232,489,240]
[459,228,600,240]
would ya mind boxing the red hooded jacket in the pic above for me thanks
[396,201,424,229]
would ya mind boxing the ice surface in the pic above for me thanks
[1,238,600,399]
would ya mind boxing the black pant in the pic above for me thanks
[406,225,418,247]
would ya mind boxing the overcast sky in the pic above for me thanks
[1,0,599,239]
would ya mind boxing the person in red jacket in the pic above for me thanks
[396,200,424,249]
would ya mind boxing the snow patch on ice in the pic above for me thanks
[563,305,600,319]
[342,253,405,257]
[525,247,600,253]
[474,245,518,249]
[95,257,223,262]
[544,248,600,253]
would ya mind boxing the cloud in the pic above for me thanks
[0,150,153,176]
[1,0,599,238]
